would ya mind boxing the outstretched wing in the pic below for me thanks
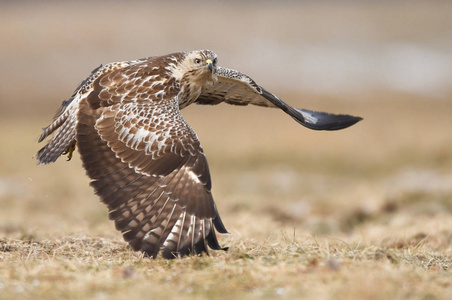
[76,58,228,259]
[77,101,228,258]
[197,66,362,130]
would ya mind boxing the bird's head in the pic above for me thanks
[173,50,218,88]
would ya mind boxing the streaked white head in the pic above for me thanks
[173,50,218,87]
[171,50,218,108]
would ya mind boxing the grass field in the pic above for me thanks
[1,1,451,299]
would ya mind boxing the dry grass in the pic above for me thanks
[0,234,450,299]
[1,1,452,299]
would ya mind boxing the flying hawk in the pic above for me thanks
[36,50,362,259]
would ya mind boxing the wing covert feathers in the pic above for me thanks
[197,67,277,108]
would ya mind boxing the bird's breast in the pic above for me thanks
[177,77,204,110]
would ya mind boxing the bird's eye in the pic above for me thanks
[194,58,201,64]
[213,58,218,65]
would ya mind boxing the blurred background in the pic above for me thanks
[0,1,451,248]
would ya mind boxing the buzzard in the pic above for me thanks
[36,50,361,259]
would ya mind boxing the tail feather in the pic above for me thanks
[36,99,78,165]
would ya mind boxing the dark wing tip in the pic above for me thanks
[294,109,362,131]
[212,202,229,234]
[213,216,229,234]
[260,88,362,131]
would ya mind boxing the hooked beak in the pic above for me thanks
[206,59,213,72]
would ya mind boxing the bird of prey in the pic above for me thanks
[36,50,362,259]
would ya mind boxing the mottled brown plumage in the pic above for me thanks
[36,50,362,259]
